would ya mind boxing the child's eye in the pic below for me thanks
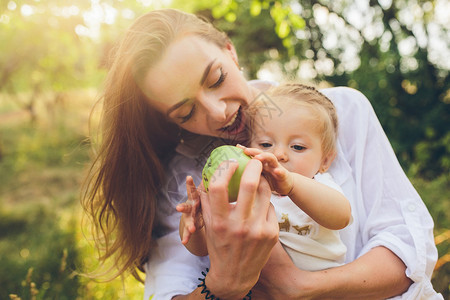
[292,145,306,151]
[209,67,227,88]
[260,143,272,148]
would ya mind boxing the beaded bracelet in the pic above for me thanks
[198,268,252,300]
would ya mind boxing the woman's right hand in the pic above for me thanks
[199,159,279,299]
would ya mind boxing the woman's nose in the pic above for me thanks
[198,92,227,122]
[273,146,288,162]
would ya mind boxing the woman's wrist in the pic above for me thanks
[204,268,254,300]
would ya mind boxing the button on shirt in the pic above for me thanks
[143,85,442,300]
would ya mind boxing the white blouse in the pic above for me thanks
[143,86,442,300]
[273,172,348,271]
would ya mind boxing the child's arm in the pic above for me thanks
[176,176,208,256]
[287,172,351,230]
[242,147,351,230]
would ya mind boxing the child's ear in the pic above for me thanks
[319,151,337,173]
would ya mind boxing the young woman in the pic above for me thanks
[82,8,442,300]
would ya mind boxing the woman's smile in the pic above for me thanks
[218,107,246,136]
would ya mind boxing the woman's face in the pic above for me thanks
[142,35,259,139]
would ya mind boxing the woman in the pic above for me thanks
[82,8,442,299]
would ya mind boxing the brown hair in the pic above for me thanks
[249,83,338,158]
[82,9,230,281]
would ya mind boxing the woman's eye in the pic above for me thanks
[292,145,306,151]
[260,143,272,148]
[209,67,227,88]
[179,105,196,123]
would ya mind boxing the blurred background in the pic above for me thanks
[0,0,448,299]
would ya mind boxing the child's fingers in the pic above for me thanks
[254,152,279,168]
[181,230,191,245]
[188,223,197,233]
[186,176,197,200]
[176,203,192,213]
[273,167,287,178]
[237,145,263,157]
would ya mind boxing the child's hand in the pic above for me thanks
[238,145,294,196]
[176,176,204,245]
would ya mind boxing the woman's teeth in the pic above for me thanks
[223,112,238,128]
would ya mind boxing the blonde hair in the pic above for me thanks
[82,9,230,281]
[249,83,338,158]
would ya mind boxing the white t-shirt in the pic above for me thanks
[274,172,348,271]
[143,86,442,300]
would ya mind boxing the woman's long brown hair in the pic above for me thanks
[81,9,229,281]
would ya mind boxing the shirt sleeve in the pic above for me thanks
[322,87,442,299]
[143,231,210,300]
[144,153,210,300]
[313,172,345,195]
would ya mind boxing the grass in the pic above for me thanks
[0,91,143,299]
[0,90,448,299]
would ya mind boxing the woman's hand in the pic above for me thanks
[199,159,279,299]
[240,145,294,196]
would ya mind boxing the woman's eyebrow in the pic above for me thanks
[166,98,189,118]
[200,59,216,85]
[166,59,216,117]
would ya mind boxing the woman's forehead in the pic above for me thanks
[141,36,224,110]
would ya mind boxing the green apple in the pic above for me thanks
[202,145,251,202]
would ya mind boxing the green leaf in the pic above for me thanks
[250,0,262,16]
[289,13,305,29]
[276,19,290,38]
[225,11,237,23]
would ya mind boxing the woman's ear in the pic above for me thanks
[319,151,337,173]
[226,42,239,68]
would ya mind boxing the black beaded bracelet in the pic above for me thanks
[198,268,252,300]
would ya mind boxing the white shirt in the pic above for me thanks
[143,86,442,300]
[274,172,348,271]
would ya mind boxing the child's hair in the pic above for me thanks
[249,83,338,157]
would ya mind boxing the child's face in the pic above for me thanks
[250,103,330,178]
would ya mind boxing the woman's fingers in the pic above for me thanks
[235,159,265,218]
[252,174,274,219]
[205,160,239,218]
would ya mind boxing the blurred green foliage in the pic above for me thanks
[0,95,144,299]
[0,0,448,298]
[184,0,450,179]
[0,205,79,300]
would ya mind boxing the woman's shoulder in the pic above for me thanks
[319,86,373,113]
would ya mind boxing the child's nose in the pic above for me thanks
[274,147,288,162]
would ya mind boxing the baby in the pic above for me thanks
[177,82,352,271]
